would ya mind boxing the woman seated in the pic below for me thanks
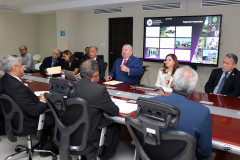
[155,54,179,88]
[62,50,80,74]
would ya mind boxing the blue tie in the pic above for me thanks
[51,60,56,67]
[217,72,228,94]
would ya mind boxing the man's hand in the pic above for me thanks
[106,75,112,81]
[39,93,46,103]
[120,65,130,73]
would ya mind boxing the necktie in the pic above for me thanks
[51,60,56,67]
[123,59,127,65]
[217,72,228,94]
[121,59,127,71]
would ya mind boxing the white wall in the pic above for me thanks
[0,11,39,57]
[39,13,57,61]
[55,0,240,92]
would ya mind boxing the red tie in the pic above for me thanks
[123,59,127,65]
[121,59,127,71]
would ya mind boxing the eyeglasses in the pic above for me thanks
[19,49,26,51]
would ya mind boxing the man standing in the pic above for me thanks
[152,66,212,160]
[89,46,106,80]
[107,44,142,84]
[205,53,240,97]
[71,60,120,159]
[40,49,64,71]
[19,45,35,70]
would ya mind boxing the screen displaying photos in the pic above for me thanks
[143,15,222,66]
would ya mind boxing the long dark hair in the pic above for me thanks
[62,50,75,62]
[162,54,179,76]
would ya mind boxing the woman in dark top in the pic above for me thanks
[62,50,80,74]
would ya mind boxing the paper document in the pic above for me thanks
[162,87,173,93]
[111,98,137,114]
[34,91,49,96]
[104,80,123,85]
[46,66,61,74]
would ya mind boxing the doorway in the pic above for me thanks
[108,17,133,72]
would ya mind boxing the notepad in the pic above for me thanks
[34,91,49,96]
[103,80,123,85]
[46,66,61,74]
[111,98,137,114]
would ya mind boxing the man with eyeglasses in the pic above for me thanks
[19,45,35,70]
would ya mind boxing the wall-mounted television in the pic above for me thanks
[143,15,222,66]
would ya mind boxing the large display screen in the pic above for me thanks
[143,15,222,66]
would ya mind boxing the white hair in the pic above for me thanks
[123,44,133,51]
[173,66,198,96]
[1,55,21,73]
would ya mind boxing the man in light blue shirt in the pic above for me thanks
[19,45,35,70]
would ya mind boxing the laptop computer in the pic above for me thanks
[63,70,81,81]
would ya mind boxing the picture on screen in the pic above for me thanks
[143,15,222,66]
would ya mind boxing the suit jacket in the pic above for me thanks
[205,68,240,97]
[151,93,212,160]
[40,56,64,71]
[109,55,142,84]
[60,78,119,147]
[96,57,106,80]
[1,73,47,132]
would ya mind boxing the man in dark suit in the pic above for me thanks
[107,44,142,84]
[0,55,54,142]
[68,59,120,159]
[152,66,212,160]
[205,53,240,97]
[89,46,106,80]
[40,49,64,71]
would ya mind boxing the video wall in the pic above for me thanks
[143,15,222,66]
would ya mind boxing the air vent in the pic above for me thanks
[0,5,17,12]
[93,7,122,14]
[142,2,181,11]
[202,0,240,7]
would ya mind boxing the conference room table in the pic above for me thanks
[4,71,240,159]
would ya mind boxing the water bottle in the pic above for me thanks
[61,72,65,79]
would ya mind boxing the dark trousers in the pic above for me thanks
[102,123,121,159]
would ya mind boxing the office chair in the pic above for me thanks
[45,78,106,160]
[74,52,84,61]
[138,66,147,82]
[125,97,196,160]
[0,93,57,160]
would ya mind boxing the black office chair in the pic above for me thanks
[125,97,196,160]
[0,93,57,160]
[97,55,104,60]
[74,52,84,62]
[139,66,147,82]
[45,78,105,160]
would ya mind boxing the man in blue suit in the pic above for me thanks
[107,44,142,84]
[40,49,64,71]
[151,66,212,160]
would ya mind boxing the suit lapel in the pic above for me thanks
[224,69,236,86]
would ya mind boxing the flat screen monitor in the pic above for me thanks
[143,15,222,66]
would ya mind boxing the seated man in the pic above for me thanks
[106,44,142,84]
[205,53,240,97]
[89,46,106,80]
[0,55,55,153]
[67,59,120,159]
[40,49,64,71]
[151,66,212,160]
[83,46,90,60]
[19,45,35,70]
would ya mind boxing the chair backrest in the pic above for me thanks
[33,54,41,62]
[74,52,84,61]
[35,63,42,70]
[97,55,104,60]
[0,93,24,142]
[125,97,196,160]
[45,78,91,160]
[139,66,147,82]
